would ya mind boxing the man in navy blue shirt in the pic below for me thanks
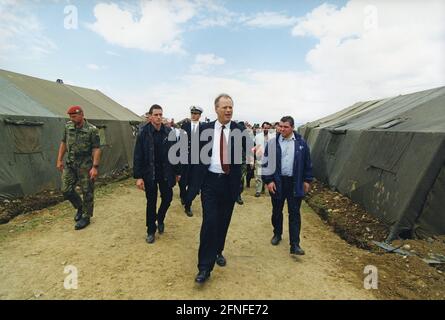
[262,116,313,255]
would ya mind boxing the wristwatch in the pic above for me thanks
[93,164,99,169]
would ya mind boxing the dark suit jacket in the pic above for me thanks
[196,121,245,202]
[133,123,180,188]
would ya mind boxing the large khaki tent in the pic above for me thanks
[299,86,445,241]
[0,69,141,199]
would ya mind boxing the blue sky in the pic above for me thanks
[1,0,444,124]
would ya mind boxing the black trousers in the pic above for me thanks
[179,164,200,207]
[271,176,303,245]
[198,172,235,272]
[246,164,254,187]
[144,177,173,235]
[179,174,187,201]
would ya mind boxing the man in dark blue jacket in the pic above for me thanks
[133,104,181,244]
[262,116,313,255]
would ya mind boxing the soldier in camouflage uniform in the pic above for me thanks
[56,105,101,230]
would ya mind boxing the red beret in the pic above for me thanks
[67,105,83,114]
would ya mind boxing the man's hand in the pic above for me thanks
[304,182,311,194]
[56,142,66,172]
[56,159,64,172]
[136,179,145,191]
[176,175,181,183]
[89,167,98,181]
[267,181,276,194]
[255,146,264,159]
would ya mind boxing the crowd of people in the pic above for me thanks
[57,93,313,285]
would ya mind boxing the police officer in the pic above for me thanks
[179,106,203,216]
[56,105,101,230]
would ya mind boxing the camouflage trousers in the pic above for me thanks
[62,166,95,219]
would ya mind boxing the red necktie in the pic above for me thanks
[220,125,230,174]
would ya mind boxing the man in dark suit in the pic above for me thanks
[194,94,245,284]
[133,104,181,244]
[262,116,313,256]
[179,106,203,217]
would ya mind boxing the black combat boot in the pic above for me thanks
[184,204,193,217]
[74,207,83,222]
[75,217,90,230]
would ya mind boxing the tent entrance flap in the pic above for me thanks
[5,119,43,154]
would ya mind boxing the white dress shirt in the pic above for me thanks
[191,121,199,134]
[209,120,231,174]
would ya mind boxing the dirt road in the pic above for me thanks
[0,178,376,300]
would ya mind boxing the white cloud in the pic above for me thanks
[289,0,445,115]
[190,53,225,73]
[243,11,298,28]
[106,50,120,57]
[88,0,196,54]
[194,6,297,30]
[110,70,316,124]
[112,0,445,125]
[0,1,57,61]
[87,64,108,71]
[194,1,237,28]
[196,53,225,65]
[87,64,100,71]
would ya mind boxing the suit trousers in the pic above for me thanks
[179,171,187,202]
[198,172,235,272]
[180,164,200,207]
[271,176,303,245]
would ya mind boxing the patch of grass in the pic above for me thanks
[0,179,133,243]
[95,177,133,198]
[0,205,72,242]
[308,194,328,210]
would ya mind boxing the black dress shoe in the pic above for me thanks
[255,192,261,197]
[195,270,211,284]
[146,234,155,244]
[74,208,83,222]
[157,223,165,234]
[236,196,244,205]
[216,254,226,267]
[271,234,282,246]
[290,244,305,255]
[75,217,90,230]
[184,206,193,217]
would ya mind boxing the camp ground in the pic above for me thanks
[299,86,445,241]
[0,68,142,200]
[0,69,444,299]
